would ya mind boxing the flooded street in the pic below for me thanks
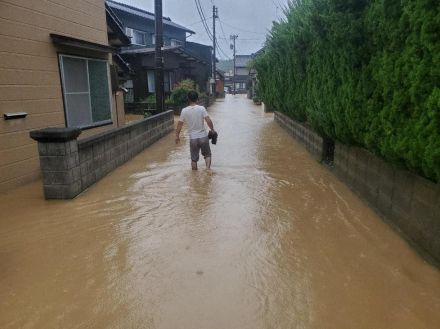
[1,95,439,328]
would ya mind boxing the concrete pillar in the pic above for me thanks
[262,102,273,113]
[30,128,82,199]
[115,91,126,127]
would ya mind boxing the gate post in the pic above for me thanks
[30,128,82,199]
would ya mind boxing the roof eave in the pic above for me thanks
[106,4,131,46]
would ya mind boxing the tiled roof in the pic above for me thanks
[121,46,208,65]
[106,0,195,34]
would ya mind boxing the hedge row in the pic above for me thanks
[255,0,440,182]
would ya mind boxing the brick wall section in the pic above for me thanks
[275,111,440,263]
[31,111,174,199]
[274,111,324,161]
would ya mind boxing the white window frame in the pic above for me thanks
[126,27,149,46]
[123,80,134,103]
[125,27,133,38]
[133,30,145,45]
[147,70,155,93]
[170,39,184,47]
[59,54,113,129]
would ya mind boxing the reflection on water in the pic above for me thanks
[0,95,439,329]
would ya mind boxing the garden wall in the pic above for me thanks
[275,111,440,263]
[275,112,328,161]
[30,111,174,199]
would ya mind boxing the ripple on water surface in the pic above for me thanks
[0,95,439,329]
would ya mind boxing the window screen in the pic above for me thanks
[60,55,112,128]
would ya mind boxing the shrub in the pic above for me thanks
[170,79,196,107]
[255,0,440,182]
[139,94,156,109]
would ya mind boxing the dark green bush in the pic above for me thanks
[139,94,156,109]
[170,79,196,107]
[255,0,440,181]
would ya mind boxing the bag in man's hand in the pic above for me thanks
[208,130,218,145]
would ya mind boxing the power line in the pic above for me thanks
[216,44,230,59]
[217,16,231,58]
[186,16,213,27]
[220,20,268,35]
[218,37,262,41]
[194,0,213,41]
[218,16,228,41]
[196,0,213,40]
[198,0,211,36]
[191,1,229,60]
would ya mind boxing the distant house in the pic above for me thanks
[0,0,130,194]
[107,0,213,102]
[234,55,253,94]
[224,55,253,94]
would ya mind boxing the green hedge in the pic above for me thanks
[255,0,440,181]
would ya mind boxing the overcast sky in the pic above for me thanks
[117,0,288,59]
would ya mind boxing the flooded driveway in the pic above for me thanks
[1,95,439,329]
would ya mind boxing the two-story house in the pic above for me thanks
[233,55,253,94]
[107,0,213,102]
[0,0,130,194]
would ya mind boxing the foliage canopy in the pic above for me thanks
[255,0,440,181]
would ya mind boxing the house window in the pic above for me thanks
[147,70,155,92]
[126,27,148,45]
[169,72,174,90]
[133,30,146,45]
[123,80,134,103]
[152,34,155,45]
[59,55,112,128]
[126,27,133,39]
[170,39,184,47]
[164,72,175,92]
[147,71,174,93]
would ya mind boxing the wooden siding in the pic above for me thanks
[0,0,113,194]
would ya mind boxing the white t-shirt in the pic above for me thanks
[179,105,209,139]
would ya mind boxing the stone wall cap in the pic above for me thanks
[78,110,174,149]
[30,127,82,143]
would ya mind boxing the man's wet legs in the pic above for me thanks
[205,156,211,170]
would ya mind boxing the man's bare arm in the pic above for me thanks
[205,116,214,131]
[175,121,184,144]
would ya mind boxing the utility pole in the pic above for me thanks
[212,6,218,96]
[230,34,238,95]
[154,0,164,113]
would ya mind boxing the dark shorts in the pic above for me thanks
[190,136,211,162]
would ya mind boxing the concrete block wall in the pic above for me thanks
[275,111,440,262]
[275,112,324,161]
[31,110,174,199]
[334,143,440,262]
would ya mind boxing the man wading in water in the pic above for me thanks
[175,91,216,170]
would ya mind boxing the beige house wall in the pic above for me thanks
[0,0,119,194]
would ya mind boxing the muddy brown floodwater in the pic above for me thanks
[1,95,439,329]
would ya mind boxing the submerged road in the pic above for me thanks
[0,95,439,328]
